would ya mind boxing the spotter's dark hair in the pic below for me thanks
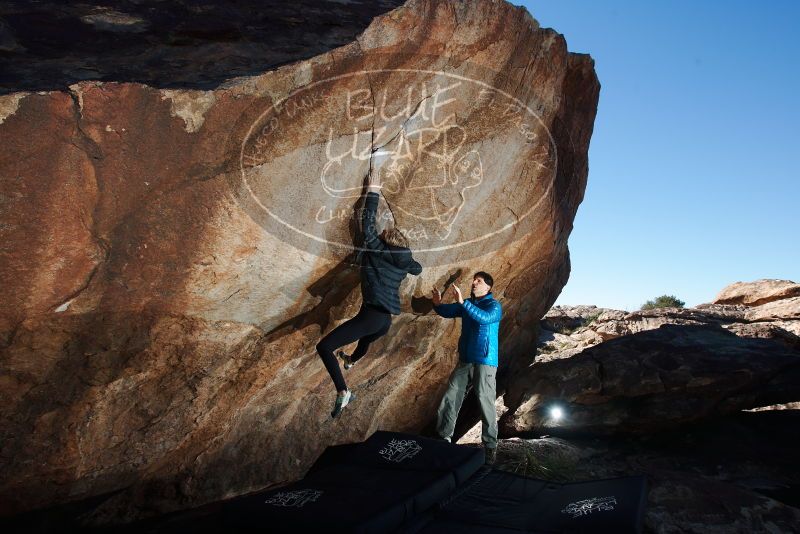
[473,271,494,288]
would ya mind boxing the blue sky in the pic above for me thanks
[512,0,799,310]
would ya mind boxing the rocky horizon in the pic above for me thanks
[536,278,800,356]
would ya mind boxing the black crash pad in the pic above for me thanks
[223,431,484,533]
[410,470,647,533]
[308,431,485,484]
[223,431,646,533]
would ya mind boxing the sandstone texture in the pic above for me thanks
[501,324,800,436]
[0,0,599,522]
[713,279,800,307]
[0,0,408,93]
[501,280,800,437]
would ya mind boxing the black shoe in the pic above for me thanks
[337,350,357,370]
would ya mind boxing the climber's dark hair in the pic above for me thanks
[474,271,494,288]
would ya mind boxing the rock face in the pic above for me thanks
[0,0,599,522]
[0,0,408,93]
[713,279,800,307]
[538,304,612,333]
[502,280,800,437]
[501,324,800,436]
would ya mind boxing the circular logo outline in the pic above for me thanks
[238,67,558,255]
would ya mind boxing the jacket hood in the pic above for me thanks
[385,244,416,268]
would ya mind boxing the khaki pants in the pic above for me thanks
[436,361,497,448]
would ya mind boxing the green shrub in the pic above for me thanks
[640,295,685,310]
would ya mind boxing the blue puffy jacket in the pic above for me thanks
[433,293,502,366]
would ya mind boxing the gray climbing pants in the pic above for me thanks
[436,361,498,448]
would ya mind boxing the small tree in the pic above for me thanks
[640,295,685,310]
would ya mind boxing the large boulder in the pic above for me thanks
[0,0,409,93]
[0,0,599,522]
[501,324,800,436]
[713,279,800,307]
[744,296,800,322]
[590,307,714,341]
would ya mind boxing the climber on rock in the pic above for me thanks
[317,172,422,419]
[431,272,502,464]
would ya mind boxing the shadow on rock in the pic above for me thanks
[0,0,405,93]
